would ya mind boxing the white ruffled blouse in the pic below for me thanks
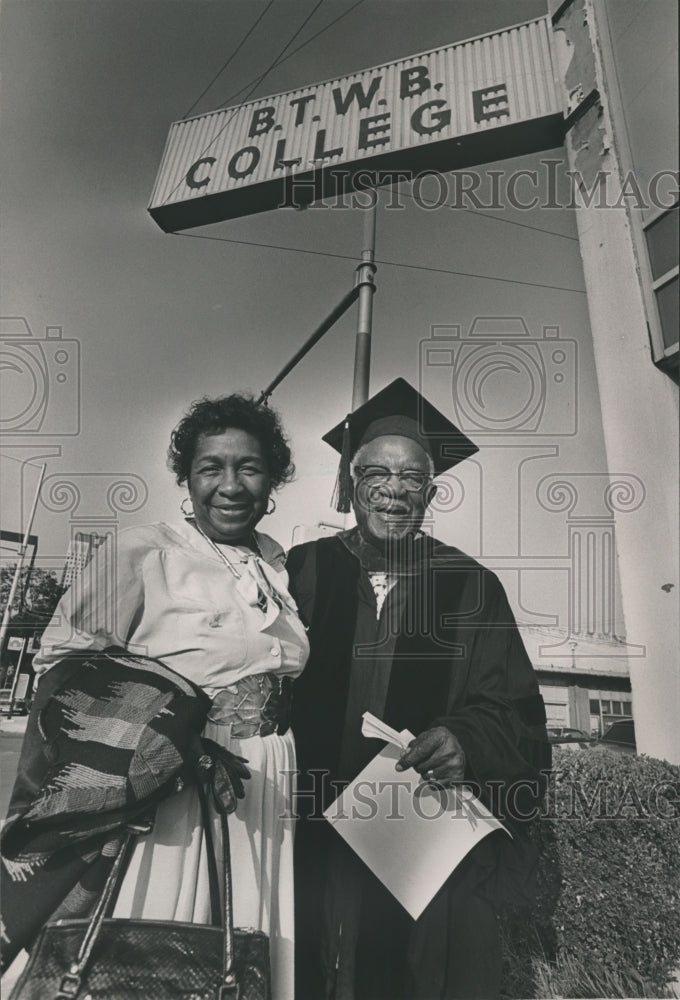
[34,519,309,694]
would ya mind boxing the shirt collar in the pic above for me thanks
[337,526,432,574]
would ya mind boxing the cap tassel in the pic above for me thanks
[331,419,353,513]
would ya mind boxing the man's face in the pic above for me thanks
[351,435,436,548]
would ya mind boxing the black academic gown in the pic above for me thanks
[287,531,550,1000]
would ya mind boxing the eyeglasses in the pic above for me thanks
[353,465,434,493]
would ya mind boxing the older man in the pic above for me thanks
[287,379,550,1000]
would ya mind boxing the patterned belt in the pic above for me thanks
[208,673,292,738]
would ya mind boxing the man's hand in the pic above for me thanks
[395,726,466,784]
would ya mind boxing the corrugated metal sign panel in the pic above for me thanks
[149,17,562,231]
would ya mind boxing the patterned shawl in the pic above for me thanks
[1,648,218,969]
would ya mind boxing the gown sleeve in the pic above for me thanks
[33,529,152,673]
[432,570,551,819]
[284,542,318,627]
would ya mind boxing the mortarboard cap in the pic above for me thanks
[323,377,478,512]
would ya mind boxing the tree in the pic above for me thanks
[0,565,64,620]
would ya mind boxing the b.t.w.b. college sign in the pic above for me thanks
[149,17,562,231]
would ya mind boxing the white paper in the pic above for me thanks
[360,711,412,749]
[324,716,509,920]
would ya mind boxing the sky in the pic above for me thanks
[1,0,676,636]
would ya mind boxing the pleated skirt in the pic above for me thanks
[113,722,296,1000]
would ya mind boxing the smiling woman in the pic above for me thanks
[4,394,308,1000]
[189,427,271,545]
[168,394,296,544]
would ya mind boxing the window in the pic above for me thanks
[589,699,600,714]
[644,202,679,378]
[646,205,678,279]
[655,279,679,351]
[601,700,611,715]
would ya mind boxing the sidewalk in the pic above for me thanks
[0,714,28,736]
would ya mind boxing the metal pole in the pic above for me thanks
[7,634,28,717]
[257,285,360,406]
[351,193,377,409]
[0,464,46,656]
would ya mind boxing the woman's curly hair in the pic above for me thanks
[168,394,295,490]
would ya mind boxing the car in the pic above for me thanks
[547,726,595,750]
[595,717,637,754]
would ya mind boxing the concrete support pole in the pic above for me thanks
[550,0,679,762]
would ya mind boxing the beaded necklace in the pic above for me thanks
[191,519,278,613]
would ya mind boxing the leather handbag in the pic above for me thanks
[10,782,271,1000]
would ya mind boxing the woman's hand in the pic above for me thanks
[199,738,251,814]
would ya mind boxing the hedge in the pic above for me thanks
[501,746,680,999]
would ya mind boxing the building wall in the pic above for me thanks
[602,0,678,373]
[540,675,632,735]
[549,0,679,762]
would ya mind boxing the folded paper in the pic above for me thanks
[324,713,509,919]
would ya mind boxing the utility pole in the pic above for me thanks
[351,193,377,409]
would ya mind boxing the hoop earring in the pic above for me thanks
[181,497,194,517]
[265,496,277,515]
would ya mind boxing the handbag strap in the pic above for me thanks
[197,777,239,1000]
[54,819,150,999]
[54,787,241,1000]
[218,808,238,1000]
[197,778,223,928]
